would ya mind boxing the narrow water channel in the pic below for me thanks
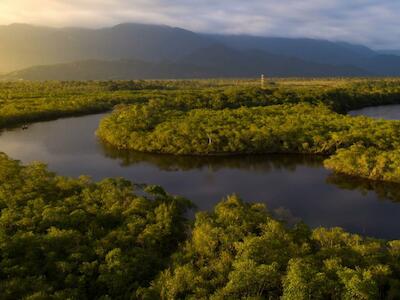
[0,106,400,239]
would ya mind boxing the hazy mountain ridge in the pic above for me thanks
[379,50,400,56]
[0,23,212,72]
[205,34,376,66]
[0,23,398,80]
[1,47,368,81]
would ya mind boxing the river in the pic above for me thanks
[0,106,399,238]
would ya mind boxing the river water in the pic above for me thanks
[0,106,399,239]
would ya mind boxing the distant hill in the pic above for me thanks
[207,35,400,76]
[379,50,400,56]
[0,22,398,79]
[1,47,368,81]
[206,35,376,66]
[178,45,367,77]
[357,54,400,76]
[0,23,212,73]
[0,59,211,81]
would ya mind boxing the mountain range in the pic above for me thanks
[1,23,399,80]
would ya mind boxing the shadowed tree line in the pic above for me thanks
[2,78,400,129]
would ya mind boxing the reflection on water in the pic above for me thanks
[104,143,400,203]
[327,174,400,204]
[101,142,325,172]
[0,111,400,239]
[349,104,400,120]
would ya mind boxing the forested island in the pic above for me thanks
[3,79,400,182]
[94,79,400,183]
[2,79,400,298]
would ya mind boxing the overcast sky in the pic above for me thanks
[0,0,399,49]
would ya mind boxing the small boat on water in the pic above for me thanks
[21,124,29,130]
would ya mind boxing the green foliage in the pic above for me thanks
[2,79,400,298]
[2,78,400,130]
[1,155,400,299]
[97,102,400,156]
[145,196,400,300]
[92,79,400,183]
[0,153,192,299]
[325,145,400,183]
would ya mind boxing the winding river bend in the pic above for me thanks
[0,106,400,239]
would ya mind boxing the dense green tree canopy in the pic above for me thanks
[0,153,192,299]
[97,95,400,183]
[325,145,400,182]
[97,102,400,155]
[2,78,400,129]
[142,196,400,299]
[2,79,400,298]
[0,154,400,299]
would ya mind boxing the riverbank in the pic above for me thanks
[2,78,400,130]
[94,79,400,183]
[0,153,399,299]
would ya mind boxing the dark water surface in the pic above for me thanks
[349,104,400,120]
[0,107,400,239]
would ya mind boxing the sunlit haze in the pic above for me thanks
[1,0,400,49]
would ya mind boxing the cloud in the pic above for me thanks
[0,0,399,49]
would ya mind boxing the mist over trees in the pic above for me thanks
[2,23,400,79]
